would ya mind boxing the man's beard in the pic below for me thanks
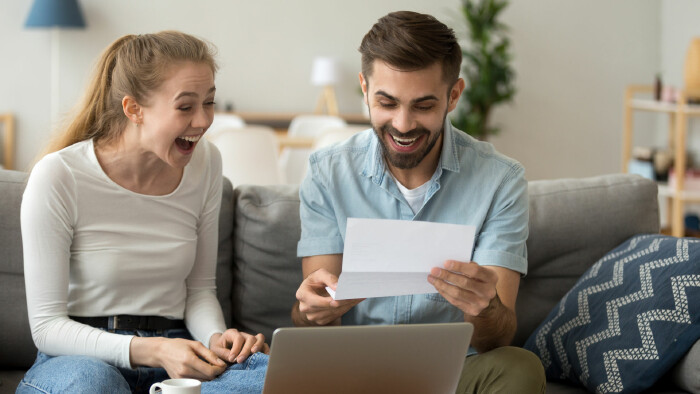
[371,113,446,170]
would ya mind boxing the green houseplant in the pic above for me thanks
[451,0,516,140]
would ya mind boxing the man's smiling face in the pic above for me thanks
[361,60,461,171]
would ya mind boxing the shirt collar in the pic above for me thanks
[363,117,461,183]
[361,128,386,184]
[439,119,461,173]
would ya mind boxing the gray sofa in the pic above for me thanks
[0,169,694,393]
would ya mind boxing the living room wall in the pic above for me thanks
[0,0,662,180]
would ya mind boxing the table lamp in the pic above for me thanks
[25,0,86,126]
[311,56,340,116]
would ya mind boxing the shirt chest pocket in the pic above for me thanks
[410,294,464,324]
[424,292,450,303]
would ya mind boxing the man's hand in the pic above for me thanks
[428,260,519,352]
[427,260,498,317]
[294,268,364,326]
[209,329,269,365]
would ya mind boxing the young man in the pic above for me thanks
[291,11,545,393]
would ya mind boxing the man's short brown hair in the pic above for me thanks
[359,11,462,86]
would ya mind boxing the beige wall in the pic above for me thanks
[1,1,662,179]
[491,0,659,180]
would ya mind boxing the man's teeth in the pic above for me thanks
[392,135,417,146]
[178,135,202,142]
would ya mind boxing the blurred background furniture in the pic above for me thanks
[219,112,368,135]
[279,114,347,184]
[208,112,370,184]
[312,125,367,151]
[0,113,15,170]
[206,113,246,142]
[209,125,285,186]
[623,85,700,237]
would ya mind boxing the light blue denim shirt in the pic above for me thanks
[297,120,528,328]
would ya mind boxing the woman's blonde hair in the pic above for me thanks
[42,30,217,156]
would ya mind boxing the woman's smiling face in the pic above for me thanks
[136,61,216,169]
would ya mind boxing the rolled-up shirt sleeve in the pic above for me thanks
[297,156,344,257]
[472,164,529,275]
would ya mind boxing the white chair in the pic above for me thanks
[210,125,285,186]
[280,115,347,184]
[313,125,369,151]
[206,113,246,141]
[287,115,347,138]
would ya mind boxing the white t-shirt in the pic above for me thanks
[394,178,431,214]
[21,138,227,369]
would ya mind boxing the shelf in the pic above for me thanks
[630,98,700,115]
[657,183,700,202]
[623,85,700,237]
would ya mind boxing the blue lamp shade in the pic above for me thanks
[25,0,86,28]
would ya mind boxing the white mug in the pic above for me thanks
[149,378,201,394]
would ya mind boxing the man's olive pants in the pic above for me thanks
[456,346,546,394]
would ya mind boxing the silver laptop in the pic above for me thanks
[262,323,473,394]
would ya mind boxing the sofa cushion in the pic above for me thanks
[524,234,700,393]
[231,185,303,340]
[515,174,659,346]
[0,370,27,394]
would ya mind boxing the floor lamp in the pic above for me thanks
[311,56,340,116]
[25,0,86,127]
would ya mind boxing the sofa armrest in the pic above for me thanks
[0,170,36,369]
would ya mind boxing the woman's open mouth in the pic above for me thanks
[175,133,203,154]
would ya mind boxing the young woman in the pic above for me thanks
[18,31,268,393]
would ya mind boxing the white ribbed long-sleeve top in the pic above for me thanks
[21,139,227,369]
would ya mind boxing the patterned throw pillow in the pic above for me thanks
[523,234,700,393]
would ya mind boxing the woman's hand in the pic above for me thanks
[130,336,227,381]
[209,329,269,364]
